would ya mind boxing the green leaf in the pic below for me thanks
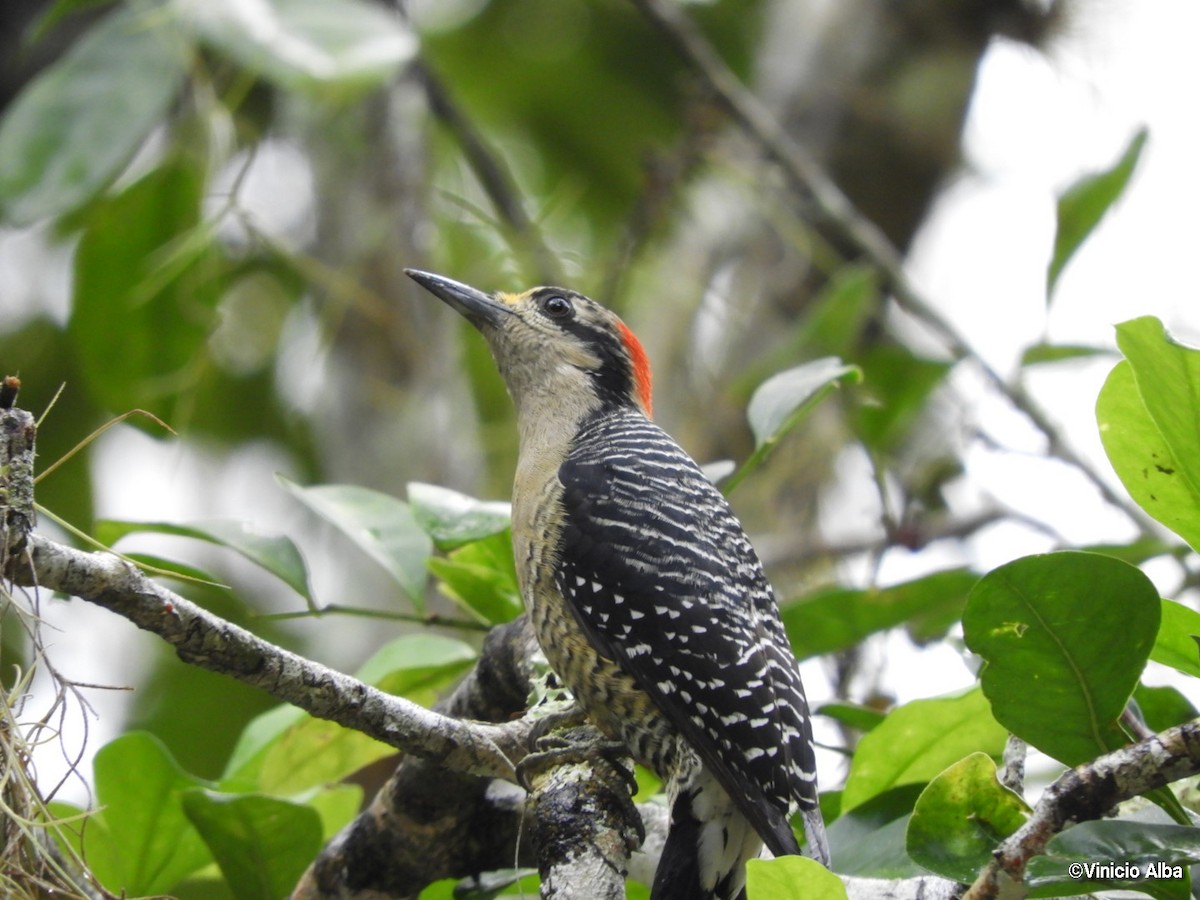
[725,358,860,494]
[173,0,416,96]
[1028,819,1200,900]
[1047,128,1148,299]
[0,3,189,225]
[354,633,478,703]
[46,801,122,891]
[815,702,886,734]
[308,783,363,839]
[1150,598,1200,678]
[1098,361,1200,552]
[1133,683,1199,733]
[906,753,1030,883]
[823,784,926,878]
[92,732,212,894]
[222,704,306,789]
[747,358,861,448]
[852,346,951,454]
[746,855,847,900]
[222,638,474,796]
[793,264,880,357]
[279,477,432,609]
[841,689,1007,812]
[408,482,511,550]
[962,551,1160,766]
[69,158,225,415]
[182,791,323,900]
[1020,343,1113,367]
[96,518,314,605]
[782,569,978,660]
[427,531,523,625]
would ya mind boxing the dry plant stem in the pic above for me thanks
[628,0,1150,535]
[965,720,1200,900]
[7,534,531,783]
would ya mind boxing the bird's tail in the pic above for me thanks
[651,784,762,900]
[802,804,831,868]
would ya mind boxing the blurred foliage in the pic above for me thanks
[0,0,1195,897]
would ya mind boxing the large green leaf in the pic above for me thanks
[69,158,226,416]
[279,477,433,608]
[182,791,323,900]
[1098,361,1200,551]
[92,732,213,894]
[1028,819,1200,900]
[173,0,416,96]
[1047,128,1148,299]
[962,551,1159,766]
[906,753,1030,883]
[745,855,847,900]
[0,3,189,225]
[96,518,314,605]
[841,689,1007,812]
[783,569,977,660]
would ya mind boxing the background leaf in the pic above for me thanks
[408,481,511,550]
[1028,819,1200,900]
[174,0,417,96]
[1150,599,1200,679]
[0,4,189,224]
[783,569,977,660]
[97,518,314,604]
[841,689,1007,812]
[279,477,433,608]
[182,790,323,900]
[92,732,213,894]
[1047,127,1148,298]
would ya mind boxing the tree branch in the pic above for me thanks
[965,721,1200,900]
[5,531,530,784]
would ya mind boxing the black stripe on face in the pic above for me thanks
[529,288,638,411]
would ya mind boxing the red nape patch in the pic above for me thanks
[617,319,653,418]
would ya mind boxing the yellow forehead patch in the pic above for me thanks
[496,291,528,307]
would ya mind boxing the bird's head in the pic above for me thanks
[406,269,653,420]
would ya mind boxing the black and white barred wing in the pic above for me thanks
[555,410,819,856]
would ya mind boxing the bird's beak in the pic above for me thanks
[405,269,512,328]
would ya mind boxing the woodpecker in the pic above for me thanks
[407,269,829,900]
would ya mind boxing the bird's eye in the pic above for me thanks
[542,295,573,320]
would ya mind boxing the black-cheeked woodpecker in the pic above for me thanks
[407,269,829,900]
